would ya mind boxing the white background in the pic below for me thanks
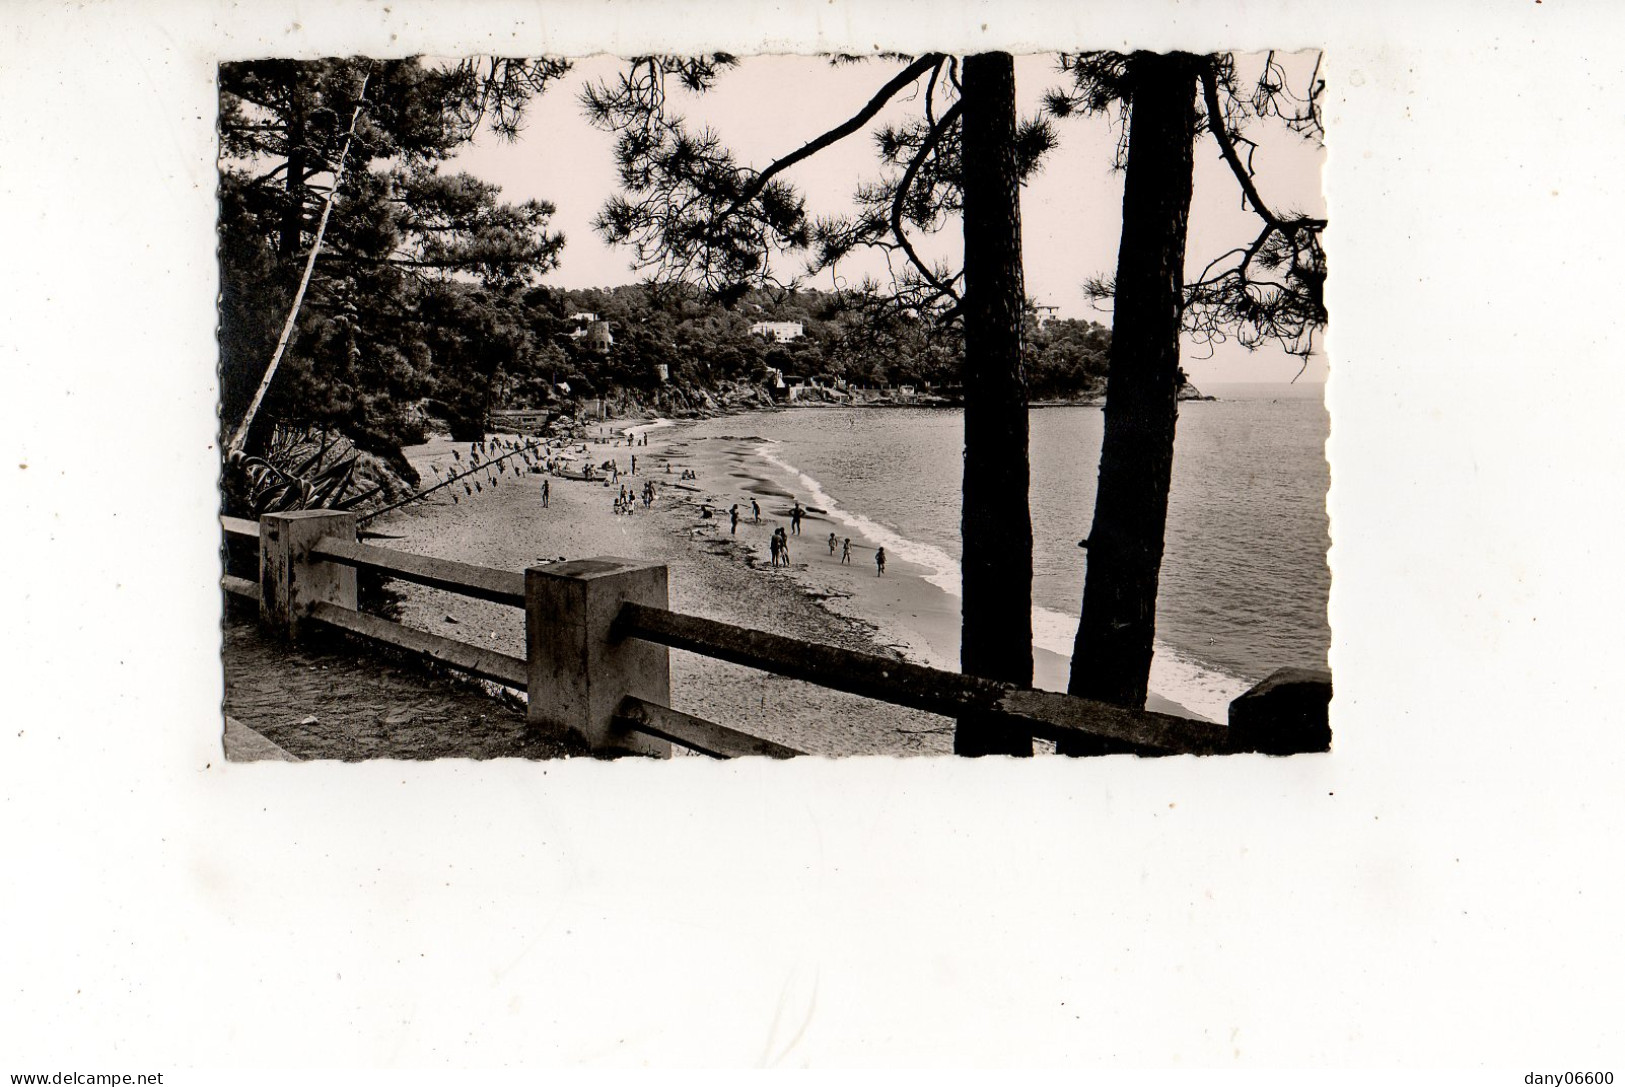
[2,0,1621,1071]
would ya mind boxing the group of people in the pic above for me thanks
[520,430,670,513]
[420,427,686,520]
[768,525,792,568]
[744,500,885,575]
[613,480,658,515]
[726,498,765,536]
[827,531,854,565]
[441,429,894,577]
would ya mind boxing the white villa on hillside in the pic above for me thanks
[750,320,804,343]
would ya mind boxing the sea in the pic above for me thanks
[680,382,1330,722]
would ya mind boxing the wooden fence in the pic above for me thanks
[222,510,1331,759]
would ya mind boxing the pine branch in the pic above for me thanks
[717,54,944,223]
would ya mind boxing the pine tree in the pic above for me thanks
[584,52,1047,754]
[218,56,571,464]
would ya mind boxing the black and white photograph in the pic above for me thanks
[5,0,1625,1076]
[217,50,1329,761]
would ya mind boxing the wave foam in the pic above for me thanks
[758,442,1252,723]
[756,444,963,595]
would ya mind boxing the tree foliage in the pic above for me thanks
[582,54,810,293]
[581,54,1054,315]
[1051,49,1327,362]
[217,56,570,487]
[477,283,1071,403]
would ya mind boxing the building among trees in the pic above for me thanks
[749,320,805,343]
[568,318,615,353]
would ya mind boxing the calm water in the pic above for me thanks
[685,382,1329,718]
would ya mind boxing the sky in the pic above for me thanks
[447,53,1328,384]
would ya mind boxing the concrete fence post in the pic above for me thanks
[1227,667,1333,755]
[259,510,358,639]
[525,558,672,758]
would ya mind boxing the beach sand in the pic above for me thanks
[369,414,1202,758]
[371,422,951,756]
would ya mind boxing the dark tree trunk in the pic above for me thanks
[956,52,1033,757]
[1061,52,1199,756]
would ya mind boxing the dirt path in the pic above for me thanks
[221,610,582,761]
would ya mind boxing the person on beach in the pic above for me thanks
[631,454,637,475]
[841,538,851,564]
[875,546,886,576]
[730,504,740,534]
[828,532,837,556]
[790,502,803,535]
[776,526,791,566]
[769,531,782,568]
[541,480,549,508]
[751,498,760,524]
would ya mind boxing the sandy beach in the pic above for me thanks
[371,418,953,756]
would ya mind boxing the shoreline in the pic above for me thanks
[367,407,1212,756]
[658,416,1206,721]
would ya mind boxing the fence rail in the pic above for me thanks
[311,536,525,607]
[223,510,1331,759]
[221,574,260,602]
[615,602,1232,754]
[612,695,803,759]
[307,601,528,688]
[222,515,260,540]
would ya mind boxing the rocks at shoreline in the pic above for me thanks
[501,373,1218,435]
